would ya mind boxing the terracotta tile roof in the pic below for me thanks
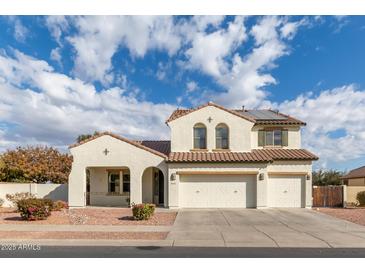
[167,149,318,163]
[166,102,305,126]
[69,132,167,159]
[342,166,365,179]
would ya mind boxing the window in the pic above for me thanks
[108,172,120,193]
[258,129,288,147]
[193,123,207,149]
[123,174,130,193]
[216,123,229,149]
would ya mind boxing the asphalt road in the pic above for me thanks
[1,246,365,258]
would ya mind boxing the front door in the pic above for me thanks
[153,169,164,205]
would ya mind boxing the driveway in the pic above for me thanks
[167,209,365,248]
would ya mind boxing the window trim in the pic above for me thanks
[193,123,207,149]
[215,123,229,149]
[107,171,120,194]
[258,128,288,147]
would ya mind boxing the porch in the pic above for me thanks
[86,166,167,207]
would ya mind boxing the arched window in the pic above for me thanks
[216,123,229,149]
[193,123,207,149]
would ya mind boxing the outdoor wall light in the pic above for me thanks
[259,173,264,180]
[306,174,311,180]
[170,173,176,181]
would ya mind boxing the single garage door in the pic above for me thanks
[179,174,256,208]
[268,176,305,207]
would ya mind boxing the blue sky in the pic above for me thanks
[0,15,365,171]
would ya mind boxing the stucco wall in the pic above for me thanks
[348,178,365,186]
[0,183,68,207]
[346,186,365,205]
[69,135,167,207]
[168,106,255,152]
[142,168,154,203]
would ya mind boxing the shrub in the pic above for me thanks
[52,200,68,211]
[356,191,365,206]
[16,198,52,221]
[132,203,156,220]
[0,198,4,207]
[6,192,35,207]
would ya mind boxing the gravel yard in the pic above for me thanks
[315,207,365,226]
[0,207,176,226]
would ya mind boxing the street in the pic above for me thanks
[1,246,365,258]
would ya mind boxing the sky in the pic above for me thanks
[0,15,365,171]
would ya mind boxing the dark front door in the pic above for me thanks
[158,170,164,204]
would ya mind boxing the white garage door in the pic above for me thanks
[179,174,256,208]
[268,176,304,207]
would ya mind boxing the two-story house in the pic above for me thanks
[68,102,318,208]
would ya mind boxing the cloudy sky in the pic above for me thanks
[0,15,364,170]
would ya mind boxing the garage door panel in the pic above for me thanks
[268,176,304,208]
[179,174,256,208]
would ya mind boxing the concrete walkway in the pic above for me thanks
[167,208,365,248]
[2,209,365,248]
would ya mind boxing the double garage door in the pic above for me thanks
[179,174,257,208]
[179,174,305,208]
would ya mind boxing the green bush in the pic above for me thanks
[52,200,68,211]
[356,191,365,206]
[132,203,156,220]
[16,198,52,221]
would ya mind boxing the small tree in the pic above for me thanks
[312,169,345,186]
[76,131,100,143]
[0,146,72,184]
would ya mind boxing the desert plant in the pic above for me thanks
[6,192,35,207]
[312,169,345,186]
[16,198,52,221]
[356,191,365,206]
[132,203,156,220]
[52,200,68,211]
[0,198,4,207]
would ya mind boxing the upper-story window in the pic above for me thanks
[215,123,229,149]
[193,123,207,149]
[258,129,288,147]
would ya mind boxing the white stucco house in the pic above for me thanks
[68,102,318,209]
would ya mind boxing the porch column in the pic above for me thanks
[68,163,87,207]
[130,168,142,205]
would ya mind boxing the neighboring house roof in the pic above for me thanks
[342,166,365,179]
[137,140,171,156]
[167,149,318,163]
[166,101,306,126]
[69,132,168,159]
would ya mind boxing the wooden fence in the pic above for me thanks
[312,185,343,207]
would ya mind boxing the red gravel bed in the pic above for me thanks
[0,231,168,240]
[0,208,176,226]
[315,207,365,226]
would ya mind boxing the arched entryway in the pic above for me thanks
[142,167,164,206]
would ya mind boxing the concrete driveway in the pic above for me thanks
[167,209,365,248]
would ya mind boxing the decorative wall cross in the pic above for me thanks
[103,148,110,155]
[208,116,213,123]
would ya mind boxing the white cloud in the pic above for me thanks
[45,16,69,45]
[8,17,28,43]
[185,16,247,78]
[186,81,198,93]
[50,47,62,66]
[276,85,365,167]
[65,16,182,84]
[0,50,176,150]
